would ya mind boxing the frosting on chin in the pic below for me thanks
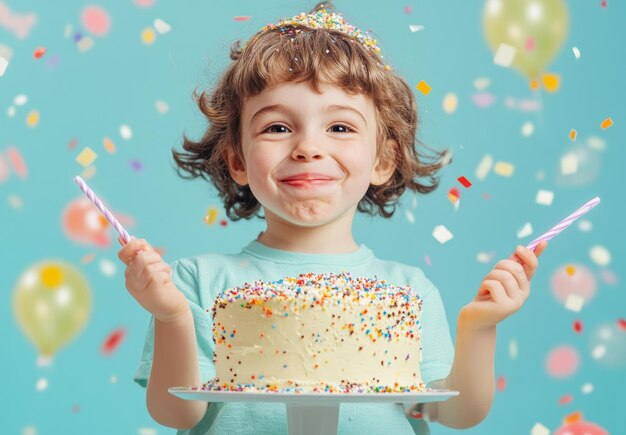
[204,272,424,393]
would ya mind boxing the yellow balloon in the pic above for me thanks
[13,261,92,357]
[483,0,569,80]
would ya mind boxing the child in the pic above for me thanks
[118,3,548,434]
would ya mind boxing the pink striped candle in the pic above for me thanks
[526,196,601,251]
[73,176,131,244]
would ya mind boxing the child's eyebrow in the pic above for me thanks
[249,104,368,126]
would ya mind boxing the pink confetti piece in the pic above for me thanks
[6,146,27,179]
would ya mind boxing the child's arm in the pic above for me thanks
[422,241,548,428]
[147,307,208,429]
[118,237,208,429]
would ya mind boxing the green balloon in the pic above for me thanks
[13,261,92,357]
[483,0,569,79]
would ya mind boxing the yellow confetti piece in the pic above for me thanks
[569,129,577,141]
[26,110,40,127]
[493,161,515,177]
[40,265,63,289]
[566,265,576,276]
[542,73,560,92]
[416,80,431,95]
[103,137,116,154]
[442,93,458,114]
[204,207,219,225]
[141,27,156,45]
[600,117,613,129]
[76,146,97,167]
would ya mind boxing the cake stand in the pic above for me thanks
[169,388,459,435]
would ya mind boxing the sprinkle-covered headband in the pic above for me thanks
[259,8,382,56]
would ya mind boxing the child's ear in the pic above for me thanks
[225,148,249,186]
[370,140,397,186]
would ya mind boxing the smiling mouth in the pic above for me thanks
[280,179,336,187]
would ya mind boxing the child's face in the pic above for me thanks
[229,81,393,227]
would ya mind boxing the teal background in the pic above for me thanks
[1,0,624,434]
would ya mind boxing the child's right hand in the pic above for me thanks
[117,236,189,323]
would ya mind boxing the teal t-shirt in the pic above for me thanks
[134,240,455,434]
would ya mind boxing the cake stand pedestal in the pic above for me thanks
[169,388,459,435]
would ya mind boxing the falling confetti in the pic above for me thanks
[6,146,28,179]
[565,294,585,312]
[154,18,171,34]
[572,46,581,59]
[233,16,252,22]
[493,161,515,177]
[475,154,493,180]
[415,80,431,95]
[600,117,613,129]
[570,129,577,141]
[574,320,583,334]
[531,422,550,435]
[589,245,611,266]
[432,225,453,244]
[496,376,506,391]
[447,187,460,205]
[494,43,515,67]
[141,27,156,44]
[408,24,424,33]
[517,222,533,239]
[542,73,560,92]
[76,147,97,167]
[103,137,116,154]
[559,394,573,405]
[566,265,576,276]
[204,207,219,225]
[26,110,40,127]
[155,100,169,114]
[33,47,46,59]
[442,93,458,113]
[102,327,126,355]
[457,176,472,188]
[472,92,496,108]
[536,190,554,206]
[521,121,534,137]
[119,124,133,140]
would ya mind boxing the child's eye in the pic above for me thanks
[263,124,291,134]
[329,124,354,133]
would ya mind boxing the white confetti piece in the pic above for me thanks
[22,426,37,435]
[432,225,453,244]
[36,377,48,392]
[494,43,516,67]
[587,136,605,151]
[581,383,593,394]
[477,252,494,264]
[578,219,592,232]
[7,105,16,117]
[442,93,458,114]
[572,46,581,59]
[589,245,611,266]
[565,294,584,312]
[409,24,424,33]
[36,355,52,367]
[560,152,578,175]
[475,154,493,180]
[99,259,117,277]
[535,170,545,181]
[521,121,534,137]
[494,161,515,177]
[155,100,169,114]
[110,375,118,384]
[154,18,172,34]
[473,77,490,91]
[0,56,8,77]
[138,428,158,435]
[120,124,133,140]
[509,339,518,359]
[14,94,27,106]
[592,344,606,360]
[530,422,550,435]
[517,222,533,238]
[405,209,415,224]
[77,35,95,53]
[535,190,554,206]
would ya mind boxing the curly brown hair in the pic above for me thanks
[172,3,450,221]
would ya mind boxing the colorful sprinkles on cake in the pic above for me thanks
[207,272,425,394]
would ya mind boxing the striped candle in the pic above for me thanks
[73,176,131,244]
[526,197,601,251]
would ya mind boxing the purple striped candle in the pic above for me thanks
[74,176,131,244]
[526,197,601,251]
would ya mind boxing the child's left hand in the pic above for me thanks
[459,241,548,331]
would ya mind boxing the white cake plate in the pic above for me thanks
[169,388,459,435]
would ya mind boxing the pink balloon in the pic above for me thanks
[62,197,111,247]
[134,0,156,7]
[550,264,596,304]
[81,5,111,36]
[554,420,608,435]
[546,345,579,378]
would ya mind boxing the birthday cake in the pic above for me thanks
[200,272,425,393]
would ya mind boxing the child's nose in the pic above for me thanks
[291,134,325,160]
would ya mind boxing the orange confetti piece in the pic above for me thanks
[601,117,613,129]
[416,80,431,95]
[496,375,506,391]
[566,265,576,276]
[33,47,46,59]
[569,129,577,141]
[564,411,582,424]
[81,253,96,264]
[103,137,116,154]
[529,78,540,90]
